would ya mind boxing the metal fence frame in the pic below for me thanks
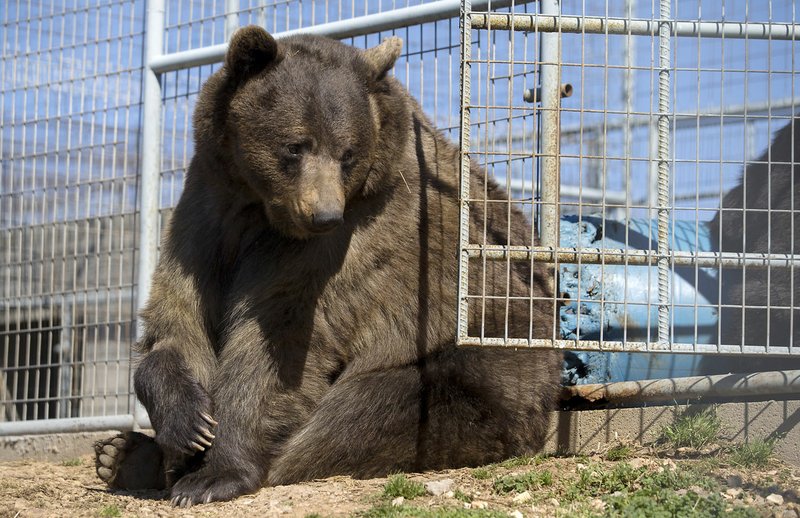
[456,0,800,356]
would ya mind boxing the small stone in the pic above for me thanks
[662,459,677,471]
[779,510,799,518]
[240,498,254,505]
[509,511,524,518]
[766,494,784,506]
[699,444,720,455]
[576,463,587,471]
[425,478,455,496]
[688,485,705,495]
[726,474,743,488]
[472,501,489,510]
[547,497,560,507]
[725,488,742,499]
[590,498,606,511]
[628,458,650,469]
[513,491,532,504]
[463,502,472,509]
[444,491,455,499]
[391,496,405,507]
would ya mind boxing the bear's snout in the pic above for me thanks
[310,207,344,233]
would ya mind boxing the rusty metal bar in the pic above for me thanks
[471,13,800,40]
[563,369,800,404]
[465,245,800,269]
[538,0,562,251]
[458,336,800,356]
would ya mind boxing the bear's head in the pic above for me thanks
[194,25,407,240]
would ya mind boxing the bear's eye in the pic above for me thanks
[286,144,302,156]
[341,149,354,163]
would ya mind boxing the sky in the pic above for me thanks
[3,0,798,229]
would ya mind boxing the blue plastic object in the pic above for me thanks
[559,216,718,384]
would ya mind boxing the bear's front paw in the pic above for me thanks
[153,383,218,456]
[170,468,258,507]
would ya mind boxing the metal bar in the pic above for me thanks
[563,370,800,404]
[134,0,166,433]
[225,0,240,41]
[471,13,800,40]
[458,336,800,356]
[465,245,800,269]
[150,0,533,74]
[57,303,72,418]
[538,0,561,250]
[0,414,152,436]
[456,0,473,343]
[505,179,628,204]
[655,0,672,350]
[495,97,800,152]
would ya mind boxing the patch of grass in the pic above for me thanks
[305,514,323,518]
[98,505,121,518]
[729,438,776,468]
[470,467,492,480]
[61,458,83,467]
[359,504,507,518]
[492,469,553,494]
[567,462,643,499]
[383,474,427,500]
[498,455,539,469]
[659,407,721,449]
[565,461,716,502]
[604,488,758,517]
[453,489,471,503]
[604,444,633,462]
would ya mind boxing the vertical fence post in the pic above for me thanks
[133,0,165,429]
[539,0,561,251]
[656,0,672,349]
[225,0,240,40]
[457,0,473,344]
[57,301,73,418]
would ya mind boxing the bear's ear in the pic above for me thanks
[226,25,278,83]
[362,36,403,81]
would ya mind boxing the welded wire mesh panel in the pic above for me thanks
[157,1,483,217]
[459,0,800,356]
[164,0,438,54]
[1,1,145,422]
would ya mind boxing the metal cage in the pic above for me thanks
[2,0,799,435]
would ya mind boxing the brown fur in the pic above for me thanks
[711,118,800,348]
[96,26,561,506]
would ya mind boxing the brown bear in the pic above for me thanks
[94,25,561,506]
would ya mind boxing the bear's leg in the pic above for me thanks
[168,331,321,507]
[267,347,559,485]
[133,348,218,483]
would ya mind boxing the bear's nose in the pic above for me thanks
[310,209,344,233]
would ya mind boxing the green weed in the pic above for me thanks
[383,474,427,500]
[659,407,721,449]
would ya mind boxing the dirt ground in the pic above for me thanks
[1,441,799,518]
